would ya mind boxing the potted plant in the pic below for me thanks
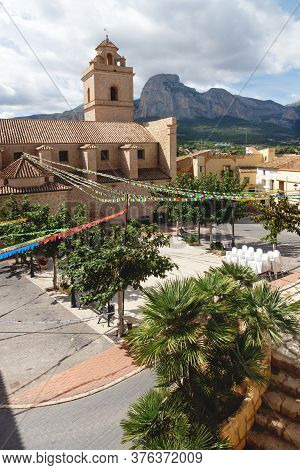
[121,262,299,449]
[210,241,226,256]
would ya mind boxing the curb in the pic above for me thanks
[0,367,143,410]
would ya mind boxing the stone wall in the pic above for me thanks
[219,384,267,449]
[0,190,70,213]
[144,117,177,179]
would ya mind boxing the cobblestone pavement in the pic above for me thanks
[0,263,112,404]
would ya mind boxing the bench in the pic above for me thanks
[96,303,115,327]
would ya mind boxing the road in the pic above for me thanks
[0,370,154,450]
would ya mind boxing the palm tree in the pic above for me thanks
[122,263,299,449]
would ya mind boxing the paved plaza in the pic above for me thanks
[0,220,300,449]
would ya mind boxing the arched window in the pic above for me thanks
[107,53,113,65]
[110,86,118,101]
[87,87,90,103]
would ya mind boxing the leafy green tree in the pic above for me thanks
[250,196,300,249]
[59,222,176,337]
[122,262,299,449]
[41,203,87,289]
[0,197,87,287]
[160,171,247,246]
[0,197,50,271]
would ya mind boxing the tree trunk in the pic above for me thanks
[52,253,58,290]
[231,219,235,248]
[209,222,213,245]
[30,253,35,278]
[197,221,201,245]
[117,290,125,338]
[231,203,236,248]
[176,220,179,238]
[71,285,76,308]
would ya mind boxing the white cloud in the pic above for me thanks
[0,0,300,116]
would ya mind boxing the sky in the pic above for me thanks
[1,0,300,118]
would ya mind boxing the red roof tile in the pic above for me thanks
[0,119,156,145]
[1,156,51,179]
[0,182,71,196]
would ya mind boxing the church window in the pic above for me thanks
[110,86,118,101]
[87,87,90,103]
[59,150,69,162]
[101,150,109,161]
[137,149,145,160]
[14,152,22,161]
[107,53,113,65]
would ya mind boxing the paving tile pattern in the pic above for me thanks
[6,345,137,406]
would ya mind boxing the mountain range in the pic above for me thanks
[14,74,300,144]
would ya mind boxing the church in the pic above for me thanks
[0,36,177,219]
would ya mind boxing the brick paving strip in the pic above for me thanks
[1,344,141,409]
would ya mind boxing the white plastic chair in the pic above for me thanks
[261,253,271,274]
[238,257,247,267]
[232,247,238,254]
[242,245,248,253]
[230,255,239,265]
[256,248,263,256]
[272,251,282,277]
[254,251,263,261]
[248,247,254,254]
[246,250,255,261]
[225,251,232,262]
[248,259,258,274]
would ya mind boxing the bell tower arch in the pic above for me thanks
[82,36,134,122]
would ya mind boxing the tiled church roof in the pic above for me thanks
[97,168,170,183]
[0,156,51,179]
[0,119,156,145]
[0,182,71,195]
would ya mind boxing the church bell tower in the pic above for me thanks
[82,36,134,122]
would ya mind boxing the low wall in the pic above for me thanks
[219,347,271,449]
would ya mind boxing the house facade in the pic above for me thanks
[256,155,300,193]
[177,148,276,191]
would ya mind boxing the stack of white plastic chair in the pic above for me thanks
[245,247,254,266]
[272,250,282,277]
[225,251,233,263]
[230,247,238,265]
[261,253,271,274]
[254,250,263,274]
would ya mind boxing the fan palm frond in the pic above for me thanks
[210,261,258,287]
[238,282,299,346]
